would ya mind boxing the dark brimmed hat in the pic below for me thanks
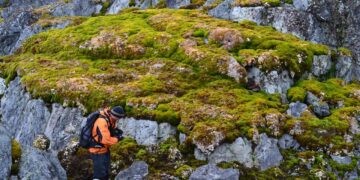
[110,106,125,118]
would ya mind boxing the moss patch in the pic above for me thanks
[11,140,22,175]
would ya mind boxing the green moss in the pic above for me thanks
[129,0,136,6]
[11,140,21,175]
[337,47,352,56]
[287,86,306,102]
[329,158,358,177]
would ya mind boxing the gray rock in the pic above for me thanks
[107,0,130,14]
[230,7,266,24]
[166,0,191,9]
[278,134,300,150]
[115,161,149,180]
[1,77,51,146]
[293,0,312,11]
[312,55,332,77]
[287,101,308,118]
[51,0,101,16]
[344,170,358,180]
[19,146,67,180]
[0,78,6,95]
[208,0,233,20]
[247,67,293,96]
[33,134,50,151]
[189,164,239,180]
[117,117,176,146]
[0,126,12,177]
[158,123,177,142]
[254,133,283,171]
[331,155,352,165]
[44,103,84,151]
[336,55,353,82]
[179,133,187,144]
[208,137,254,168]
[306,91,331,118]
[194,148,207,161]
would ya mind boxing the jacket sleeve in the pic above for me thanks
[95,118,119,147]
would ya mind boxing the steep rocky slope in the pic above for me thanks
[0,0,359,179]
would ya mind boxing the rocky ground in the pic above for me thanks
[0,0,359,179]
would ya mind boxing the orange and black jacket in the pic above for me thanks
[89,109,119,154]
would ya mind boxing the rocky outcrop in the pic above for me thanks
[0,126,12,177]
[117,117,177,146]
[336,55,353,82]
[115,161,149,180]
[254,133,283,171]
[189,164,239,180]
[311,55,332,77]
[247,67,293,97]
[330,155,352,165]
[19,146,67,179]
[207,137,253,168]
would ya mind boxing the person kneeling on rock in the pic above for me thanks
[88,106,125,180]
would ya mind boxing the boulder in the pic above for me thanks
[208,137,254,168]
[286,101,308,118]
[107,0,130,14]
[115,161,149,180]
[306,91,331,118]
[0,78,6,95]
[254,133,283,171]
[189,164,239,180]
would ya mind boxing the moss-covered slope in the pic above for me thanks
[1,9,359,160]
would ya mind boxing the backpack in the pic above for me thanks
[79,111,106,148]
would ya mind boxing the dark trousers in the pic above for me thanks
[90,151,110,180]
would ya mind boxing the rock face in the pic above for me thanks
[254,133,283,171]
[336,55,353,82]
[115,161,149,180]
[311,55,332,77]
[0,126,12,177]
[247,67,293,96]
[207,137,254,168]
[330,155,352,165]
[209,0,360,82]
[117,117,177,146]
[19,146,67,179]
[189,164,239,180]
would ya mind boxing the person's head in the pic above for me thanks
[109,106,125,121]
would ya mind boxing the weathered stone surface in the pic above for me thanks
[189,164,239,180]
[44,103,84,151]
[312,55,332,77]
[117,117,176,145]
[166,0,191,9]
[33,134,50,151]
[336,55,353,82]
[287,101,308,118]
[179,133,187,144]
[115,161,149,180]
[247,67,293,96]
[107,0,130,14]
[0,126,12,177]
[278,134,300,150]
[19,146,67,180]
[306,91,331,118]
[208,137,254,168]
[230,7,266,24]
[254,133,283,171]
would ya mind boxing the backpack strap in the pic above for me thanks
[92,114,112,147]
